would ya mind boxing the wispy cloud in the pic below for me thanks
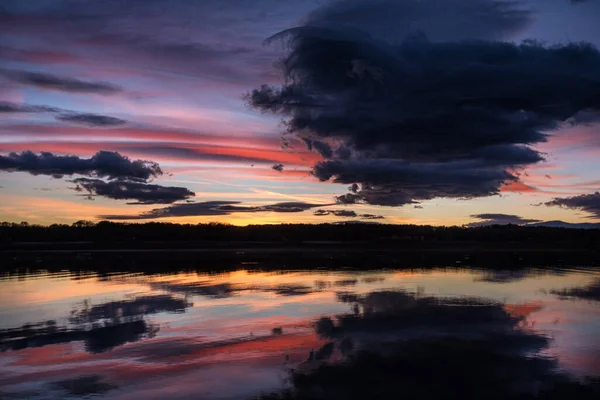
[1,101,126,127]
[467,213,541,227]
[71,178,195,204]
[99,200,332,220]
[313,209,384,219]
[543,192,600,219]
[0,69,122,94]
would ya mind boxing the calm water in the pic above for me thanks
[1,263,599,399]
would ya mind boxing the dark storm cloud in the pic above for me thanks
[306,0,532,43]
[302,137,333,158]
[248,0,600,206]
[0,151,162,182]
[148,279,317,299]
[55,113,127,127]
[467,213,541,227]
[99,200,330,220]
[52,376,116,397]
[543,192,600,219]
[0,69,122,94]
[258,290,600,400]
[71,178,195,204]
[551,279,600,302]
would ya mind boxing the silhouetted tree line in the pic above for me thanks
[1,221,600,247]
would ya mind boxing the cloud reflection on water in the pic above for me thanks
[0,266,598,399]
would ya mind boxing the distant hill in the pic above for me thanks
[526,221,600,229]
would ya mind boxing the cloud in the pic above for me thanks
[68,295,191,324]
[99,200,330,220]
[52,376,117,397]
[313,209,384,219]
[55,113,127,127]
[302,137,333,158]
[71,178,195,204]
[314,209,358,217]
[543,192,600,219]
[361,213,385,220]
[247,0,600,206]
[467,213,542,227]
[149,279,317,298]
[0,101,57,113]
[259,289,596,400]
[272,163,284,172]
[0,69,122,94]
[0,150,162,182]
[552,279,600,302]
[306,0,532,43]
[0,101,126,127]
[0,292,186,353]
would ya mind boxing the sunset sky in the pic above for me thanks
[1,0,600,226]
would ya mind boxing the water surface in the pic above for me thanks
[1,263,599,399]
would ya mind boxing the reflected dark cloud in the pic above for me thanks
[0,69,122,94]
[52,375,117,397]
[1,294,191,353]
[150,280,238,298]
[314,279,358,289]
[70,178,195,204]
[258,289,600,399]
[270,284,314,296]
[361,276,386,283]
[333,279,358,287]
[552,279,600,302]
[335,291,361,304]
[476,269,533,283]
[0,319,156,354]
[150,280,317,298]
[68,295,191,324]
[248,0,600,206]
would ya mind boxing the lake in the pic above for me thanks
[1,258,599,399]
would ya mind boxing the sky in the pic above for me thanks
[1,0,600,226]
